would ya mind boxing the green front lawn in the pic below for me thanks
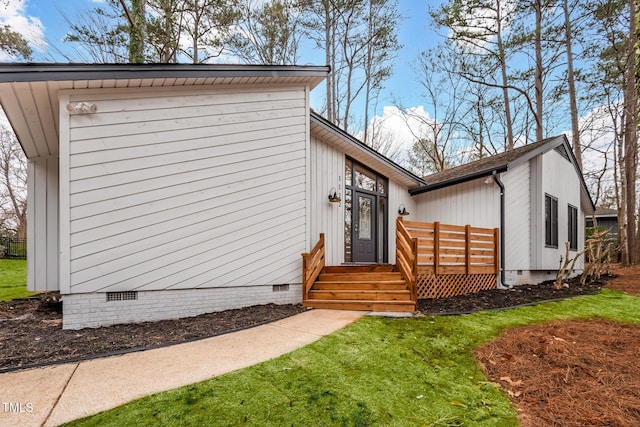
[68,289,640,427]
[0,259,35,301]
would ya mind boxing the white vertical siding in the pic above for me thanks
[536,149,584,270]
[26,157,59,291]
[308,135,415,265]
[413,178,500,228]
[388,180,416,264]
[309,135,344,265]
[501,162,531,271]
[62,86,308,293]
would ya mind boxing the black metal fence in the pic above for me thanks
[0,236,26,259]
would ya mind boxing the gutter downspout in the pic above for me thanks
[492,170,506,287]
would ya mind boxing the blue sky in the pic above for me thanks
[12,0,440,123]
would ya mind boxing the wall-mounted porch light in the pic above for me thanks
[66,102,97,115]
[398,204,410,216]
[328,187,342,203]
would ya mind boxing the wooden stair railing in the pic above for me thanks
[396,217,418,303]
[301,233,325,302]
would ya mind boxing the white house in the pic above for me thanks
[0,63,594,329]
[410,136,595,287]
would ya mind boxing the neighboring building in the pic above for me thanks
[0,63,594,329]
[585,207,619,242]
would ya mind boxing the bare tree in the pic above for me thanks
[64,0,238,64]
[563,0,582,169]
[362,113,403,162]
[303,0,401,133]
[0,127,27,239]
[180,0,239,63]
[63,6,129,63]
[403,51,472,174]
[227,0,301,65]
[622,0,638,263]
[431,0,517,149]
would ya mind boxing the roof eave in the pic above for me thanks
[0,63,330,88]
[409,165,509,196]
[309,111,425,187]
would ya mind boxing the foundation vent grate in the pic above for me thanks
[106,291,138,302]
[272,284,290,292]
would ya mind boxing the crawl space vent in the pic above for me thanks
[106,291,138,302]
[272,284,289,292]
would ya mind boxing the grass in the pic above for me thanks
[67,289,640,427]
[0,259,35,301]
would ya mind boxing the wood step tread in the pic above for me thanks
[309,290,412,301]
[304,299,415,312]
[318,275,403,282]
[322,265,395,273]
[312,282,408,291]
[315,280,406,285]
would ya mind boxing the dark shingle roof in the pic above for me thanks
[409,134,596,214]
[594,207,617,217]
[410,136,562,194]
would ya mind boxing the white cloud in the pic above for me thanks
[447,0,517,53]
[360,105,433,152]
[0,0,46,59]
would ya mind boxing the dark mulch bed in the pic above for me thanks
[418,275,607,315]
[0,297,306,372]
[0,272,618,373]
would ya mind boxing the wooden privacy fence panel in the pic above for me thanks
[399,218,499,299]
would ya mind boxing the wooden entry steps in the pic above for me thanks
[304,265,416,312]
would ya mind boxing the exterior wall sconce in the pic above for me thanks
[328,187,342,203]
[66,102,97,115]
[398,204,410,216]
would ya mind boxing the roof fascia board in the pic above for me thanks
[310,112,425,186]
[0,63,330,85]
[507,135,564,170]
[57,81,306,97]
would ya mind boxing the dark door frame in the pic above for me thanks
[344,158,388,264]
[353,191,377,263]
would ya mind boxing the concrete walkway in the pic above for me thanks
[0,309,364,427]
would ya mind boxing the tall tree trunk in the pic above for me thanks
[128,0,146,63]
[563,0,581,169]
[534,0,543,141]
[324,1,333,123]
[615,126,629,265]
[496,0,514,150]
[363,0,373,144]
[623,0,638,264]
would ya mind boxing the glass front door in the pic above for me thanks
[353,192,376,262]
[344,158,388,263]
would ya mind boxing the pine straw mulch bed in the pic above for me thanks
[475,320,640,427]
[475,265,640,427]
